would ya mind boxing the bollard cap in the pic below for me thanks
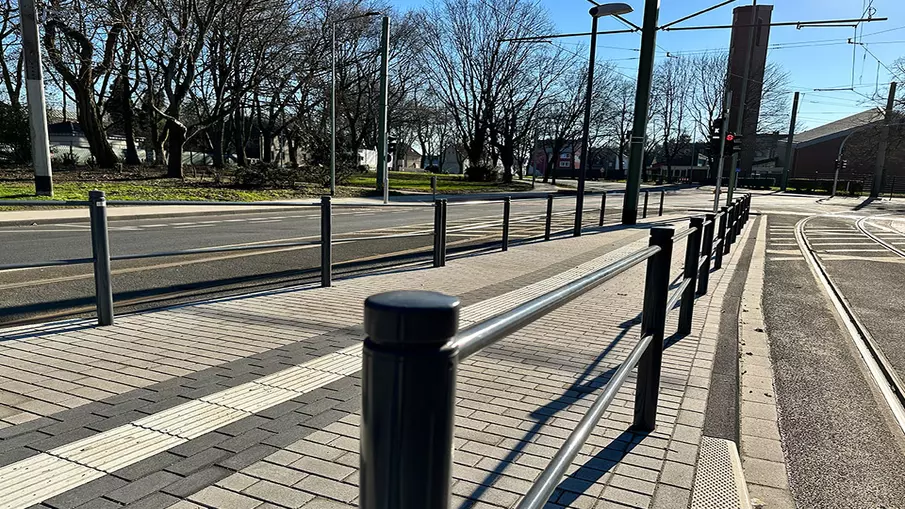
[364,291,460,346]
[88,189,105,201]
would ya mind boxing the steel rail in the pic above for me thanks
[516,333,654,509]
[667,278,692,312]
[454,246,660,360]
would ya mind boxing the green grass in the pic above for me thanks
[346,171,532,193]
[0,180,341,204]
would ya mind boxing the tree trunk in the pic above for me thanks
[288,137,298,166]
[232,113,248,167]
[500,147,514,183]
[262,130,274,163]
[76,90,118,168]
[210,123,224,168]
[166,120,186,178]
[123,103,140,165]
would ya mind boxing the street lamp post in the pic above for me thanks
[331,11,380,196]
[575,3,634,237]
[622,0,659,225]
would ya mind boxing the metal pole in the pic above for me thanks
[642,191,649,219]
[574,13,599,237]
[431,176,437,200]
[781,91,799,192]
[330,23,336,196]
[698,213,715,295]
[502,196,511,251]
[713,91,731,213]
[360,290,460,509]
[735,198,744,235]
[873,82,897,198]
[633,227,673,431]
[891,176,896,200]
[376,16,390,202]
[89,191,113,326]
[728,0,759,206]
[20,0,53,196]
[433,200,442,268]
[679,218,703,334]
[321,196,332,287]
[439,199,448,266]
[622,0,660,226]
[658,189,665,216]
[598,192,607,227]
[544,195,553,241]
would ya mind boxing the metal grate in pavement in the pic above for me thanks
[690,436,751,509]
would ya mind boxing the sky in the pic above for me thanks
[392,0,905,132]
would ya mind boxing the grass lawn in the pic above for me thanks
[346,171,532,193]
[0,180,342,203]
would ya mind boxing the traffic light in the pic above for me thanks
[841,159,848,170]
[709,117,725,156]
[725,132,743,155]
[387,136,397,162]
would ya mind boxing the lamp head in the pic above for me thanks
[589,3,633,18]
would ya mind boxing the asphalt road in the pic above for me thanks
[1,192,690,326]
[763,212,905,507]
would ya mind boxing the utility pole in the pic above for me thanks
[713,91,731,213]
[872,81,897,198]
[574,11,600,238]
[781,91,799,192]
[622,0,660,225]
[376,15,391,204]
[727,0,758,206]
[20,0,53,196]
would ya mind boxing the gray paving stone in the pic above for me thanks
[122,492,181,509]
[243,480,315,508]
[167,448,232,476]
[44,475,128,509]
[106,471,182,504]
[219,444,280,471]
[189,486,263,509]
[163,466,233,497]
[293,475,357,504]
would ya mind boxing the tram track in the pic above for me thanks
[796,214,905,434]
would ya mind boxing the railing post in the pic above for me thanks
[431,176,437,200]
[633,227,674,431]
[679,218,703,334]
[736,198,744,235]
[698,214,715,296]
[439,199,448,266]
[361,291,460,509]
[642,190,650,219]
[502,196,511,252]
[719,206,731,259]
[433,200,442,268]
[658,189,665,216]
[726,203,737,251]
[321,195,332,287]
[88,190,114,326]
[544,194,553,241]
[598,192,607,227]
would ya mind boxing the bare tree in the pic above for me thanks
[421,0,555,172]
[651,56,692,174]
[0,0,21,106]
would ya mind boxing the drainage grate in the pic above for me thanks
[690,436,751,509]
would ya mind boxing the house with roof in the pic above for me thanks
[779,109,905,184]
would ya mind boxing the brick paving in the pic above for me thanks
[0,210,759,509]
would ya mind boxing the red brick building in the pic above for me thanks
[782,109,905,189]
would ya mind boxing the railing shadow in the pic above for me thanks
[854,196,877,211]
[459,325,689,508]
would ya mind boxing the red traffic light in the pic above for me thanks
[725,134,735,141]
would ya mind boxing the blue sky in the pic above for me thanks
[393,0,905,131]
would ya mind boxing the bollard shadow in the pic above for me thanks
[459,323,689,508]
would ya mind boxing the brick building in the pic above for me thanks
[781,109,905,188]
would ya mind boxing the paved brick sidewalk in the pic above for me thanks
[0,211,757,509]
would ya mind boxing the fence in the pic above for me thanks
[359,195,752,509]
[0,189,671,326]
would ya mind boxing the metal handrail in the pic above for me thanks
[667,278,692,311]
[359,194,753,509]
[454,245,660,359]
[517,332,654,509]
